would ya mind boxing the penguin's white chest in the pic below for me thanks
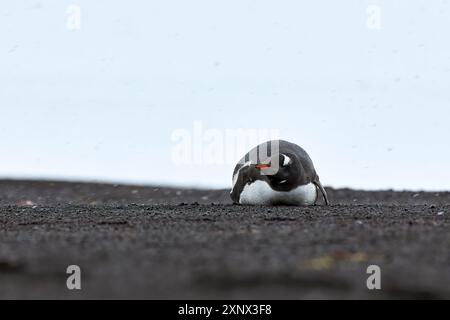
[239,180,317,206]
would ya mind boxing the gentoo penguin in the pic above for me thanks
[230,140,329,206]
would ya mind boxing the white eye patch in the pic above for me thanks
[282,154,291,166]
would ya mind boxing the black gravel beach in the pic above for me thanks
[0,180,449,299]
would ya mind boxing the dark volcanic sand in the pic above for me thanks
[0,180,449,299]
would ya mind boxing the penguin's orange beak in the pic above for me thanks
[255,164,271,170]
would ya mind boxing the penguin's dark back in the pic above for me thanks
[232,140,317,180]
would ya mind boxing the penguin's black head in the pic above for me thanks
[255,153,300,191]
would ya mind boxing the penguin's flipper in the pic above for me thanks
[313,177,330,205]
[230,162,256,204]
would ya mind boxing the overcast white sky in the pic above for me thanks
[1,0,450,190]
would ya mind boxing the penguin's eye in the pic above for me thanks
[281,154,291,167]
